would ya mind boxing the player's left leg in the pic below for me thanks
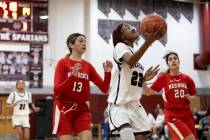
[119,125,135,140]
[184,117,198,140]
[135,134,147,140]
[167,118,196,140]
[23,127,30,140]
[74,106,92,140]
[184,134,196,140]
[15,126,24,140]
[131,102,151,140]
[22,116,30,140]
[78,130,92,140]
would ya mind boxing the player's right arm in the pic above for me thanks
[122,32,162,67]
[6,92,17,108]
[143,73,165,96]
[6,103,16,108]
[122,42,151,67]
[53,59,79,99]
[142,83,156,96]
[185,75,197,101]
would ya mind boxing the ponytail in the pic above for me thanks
[66,53,71,57]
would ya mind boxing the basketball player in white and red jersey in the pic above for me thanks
[107,22,163,140]
[6,80,40,140]
[53,33,113,140]
[143,51,198,140]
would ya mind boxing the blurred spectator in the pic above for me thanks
[154,104,162,117]
[148,112,156,129]
[152,108,165,140]
[193,108,207,124]
[102,107,109,140]
[199,107,210,140]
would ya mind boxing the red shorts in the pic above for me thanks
[165,110,198,140]
[52,101,91,136]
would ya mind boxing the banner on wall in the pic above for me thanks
[0,51,30,80]
[29,44,43,88]
[0,32,48,43]
[0,44,43,88]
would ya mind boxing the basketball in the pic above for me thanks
[140,14,167,39]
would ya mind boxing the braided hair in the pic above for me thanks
[112,23,124,47]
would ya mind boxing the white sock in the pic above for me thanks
[119,127,135,140]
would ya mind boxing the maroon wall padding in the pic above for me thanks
[89,94,108,124]
[194,2,210,69]
[141,95,163,117]
[89,94,163,123]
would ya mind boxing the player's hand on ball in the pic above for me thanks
[144,65,160,81]
[144,25,165,44]
[140,14,167,44]
[103,60,113,72]
[152,22,167,40]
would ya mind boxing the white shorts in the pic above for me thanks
[12,115,30,128]
[108,100,151,135]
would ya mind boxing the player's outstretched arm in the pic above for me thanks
[143,65,160,82]
[123,28,163,67]
[142,83,156,96]
[90,60,112,94]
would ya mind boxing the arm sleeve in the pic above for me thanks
[28,92,32,104]
[6,92,14,104]
[114,43,130,63]
[150,73,165,92]
[187,76,196,96]
[89,64,111,94]
[53,59,78,98]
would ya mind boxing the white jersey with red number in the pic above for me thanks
[7,91,32,116]
[108,43,144,105]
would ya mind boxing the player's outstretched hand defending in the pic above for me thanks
[103,60,113,72]
[144,65,160,82]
